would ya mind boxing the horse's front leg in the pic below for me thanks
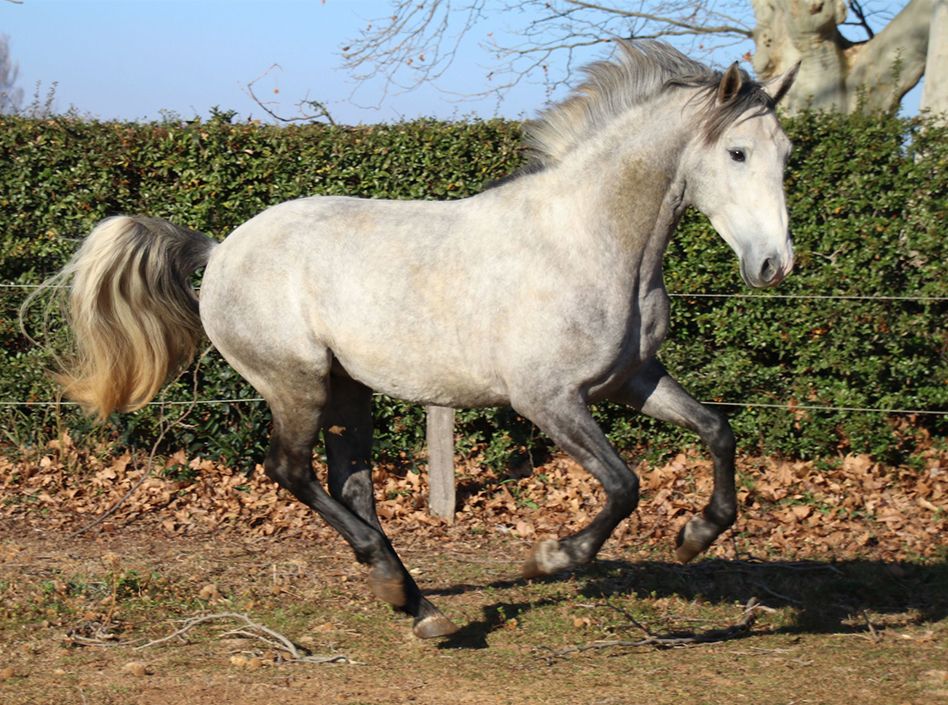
[513,391,640,578]
[610,358,737,562]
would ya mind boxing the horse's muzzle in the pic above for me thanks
[741,249,793,288]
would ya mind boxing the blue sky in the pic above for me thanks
[5,0,555,123]
[2,0,921,124]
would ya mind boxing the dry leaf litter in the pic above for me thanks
[1,433,944,561]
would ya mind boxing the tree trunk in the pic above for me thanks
[751,0,932,114]
[920,0,948,118]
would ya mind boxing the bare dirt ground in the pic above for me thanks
[1,444,946,704]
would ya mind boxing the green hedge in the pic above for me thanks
[2,110,945,465]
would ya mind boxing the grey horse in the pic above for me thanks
[37,41,798,638]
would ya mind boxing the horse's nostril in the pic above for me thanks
[760,257,776,282]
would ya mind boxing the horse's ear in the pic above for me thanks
[716,62,743,104]
[763,62,801,105]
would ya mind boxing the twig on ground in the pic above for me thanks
[862,610,883,643]
[751,579,804,606]
[136,612,351,664]
[65,619,138,648]
[542,597,770,662]
[588,600,657,637]
[700,558,845,575]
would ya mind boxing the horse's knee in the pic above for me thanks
[703,412,735,459]
[329,466,369,499]
[333,474,379,525]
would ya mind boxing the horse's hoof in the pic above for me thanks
[674,537,703,564]
[368,565,407,607]
[522,538,571,579]
[412,613,459,639]
[674,515,718,563]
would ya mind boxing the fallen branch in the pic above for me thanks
[862,610,883,643]
[65,619,134,648]
[137,612,351,665]
[542,597,770,661]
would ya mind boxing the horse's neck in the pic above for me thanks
[547,97,691,289]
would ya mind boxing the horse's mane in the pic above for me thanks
[524,40,775,169]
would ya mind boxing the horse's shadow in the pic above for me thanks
[429,557,947,650]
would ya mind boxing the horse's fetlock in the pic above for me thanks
[523,538,573,578]
[368,562,407,608]
[705,503,737,528]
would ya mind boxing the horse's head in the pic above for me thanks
[682,63,799,288]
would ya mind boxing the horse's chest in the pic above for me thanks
[634,295,670,358]
[589,291,670,388]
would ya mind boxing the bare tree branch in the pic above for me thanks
[845,0,932,110]
[0,35,23,115]
[340,0,754,108]
[338,0,924,115]
[847,0,877,39]
[562,0,752,37]
[244,64,335,124]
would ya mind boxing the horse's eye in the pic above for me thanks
[729,149,746,163]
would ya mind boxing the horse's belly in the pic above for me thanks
[331,346,508,409]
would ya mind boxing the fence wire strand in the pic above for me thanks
[3,281,947,302]
[0,397,944,416]
[4,283,946,416]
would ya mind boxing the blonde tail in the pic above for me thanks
[34,216,216,419]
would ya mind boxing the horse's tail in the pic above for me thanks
[33,216,217,419]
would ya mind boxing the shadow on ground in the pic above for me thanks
[430,557,947,649]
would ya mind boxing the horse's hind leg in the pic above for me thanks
[612,358,737,563]
[322,372,457,639]
[263,385,395,577]
[254,366,446,636]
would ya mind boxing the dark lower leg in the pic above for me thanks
[675,420,737,562]
[266,435,454,635]
[320,376,456,636]
[516,394,640,578]
[616,359,738,563]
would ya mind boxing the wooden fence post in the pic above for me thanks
[426,405,456,523]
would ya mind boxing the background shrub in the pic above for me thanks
[1,111,944,465]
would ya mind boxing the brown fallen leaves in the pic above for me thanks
[0,435,944,562]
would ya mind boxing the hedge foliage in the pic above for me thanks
[1,110,945,466]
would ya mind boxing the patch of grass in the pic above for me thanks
[3,532,947,705]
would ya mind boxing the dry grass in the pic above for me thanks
[0,443,945,704]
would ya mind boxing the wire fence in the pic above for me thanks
[3,281,947,302]
[1,394,944,417]
[3,282,946,416]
